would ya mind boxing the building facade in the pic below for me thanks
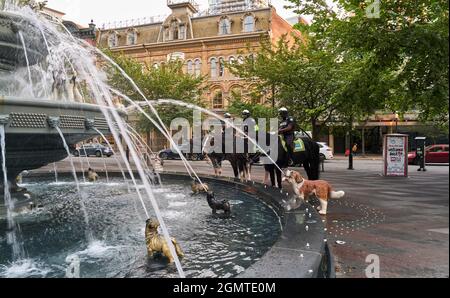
[97,0,295,112]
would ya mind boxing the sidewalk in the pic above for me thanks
[333,154,382,161]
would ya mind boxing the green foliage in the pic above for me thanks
[227,98,277,120]
[104,51,206,132]
[287,0,449,129]
[229,36,351,140]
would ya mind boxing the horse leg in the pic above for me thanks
[246,162,252,181]
[231,160,239,179]
[276,168,283,189]
[303,161,312,180]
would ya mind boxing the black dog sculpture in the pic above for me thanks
[206,192,231,216]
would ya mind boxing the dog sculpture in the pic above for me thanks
[87,168,99,182]
[145,218,184,263]
[206,192,231,216]
[283,170,345,215]
[191,181,209,194]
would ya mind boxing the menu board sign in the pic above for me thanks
[383,134,408,177]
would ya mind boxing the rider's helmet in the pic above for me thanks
[224,113,232,119]
[242,110,251,119]
[279,107,288,119]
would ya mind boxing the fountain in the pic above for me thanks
[0,3,111,198]
[0,1,334,278]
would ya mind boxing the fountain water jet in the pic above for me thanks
[55,126,93,242]
[1,124,24,260]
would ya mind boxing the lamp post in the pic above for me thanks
[348,116,354,170]
[394,112,399,133]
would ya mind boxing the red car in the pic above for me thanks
[408,144,449,164]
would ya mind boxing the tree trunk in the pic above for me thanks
[271,84,276,109]
[311,119,321,142]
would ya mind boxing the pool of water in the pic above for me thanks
[0,177,281,278]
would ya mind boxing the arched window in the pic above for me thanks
[127,30,137,45]
[219,18,231,35]
[187,60,194,75]
[212,91,223,109]
[243,15,255,32]
[210,58,217,78]
[194,59,202,77]
[237,56,244,65]
[219,58,225,77]
[153,63,159,69]
[229,56,236,65]
[108,32,118,47]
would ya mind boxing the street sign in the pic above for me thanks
[383,134,409,177]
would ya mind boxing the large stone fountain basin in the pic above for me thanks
[10,171,334,278]
[0,96,114,182]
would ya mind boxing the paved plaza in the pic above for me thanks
[34,157,449,278]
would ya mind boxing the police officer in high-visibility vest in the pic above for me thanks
[278,107,296,163]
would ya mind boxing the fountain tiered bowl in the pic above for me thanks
[0,11,112,207]
[0,11,48,71]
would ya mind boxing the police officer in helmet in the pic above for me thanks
[278,107,296,162]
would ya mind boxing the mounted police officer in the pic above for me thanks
[278,107,296,163]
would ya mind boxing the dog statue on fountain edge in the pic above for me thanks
[206,192,231,216]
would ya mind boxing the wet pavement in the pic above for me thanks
[34,157,449,278]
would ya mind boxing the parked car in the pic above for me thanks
[408,144,449,164]
[158,144,204,161]
[72,144,113,157]
[318,142,334,160]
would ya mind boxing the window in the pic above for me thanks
[127,30,137,45]
[429,146,444,153]
[164,28,170,41]
[108,33,118,47]
[219,18,231,35]
[179,25,186,40]
[243,15,255,32]
[213,91,223,109]
[187,60,194,75]
[153,63,159,69]
[219,58,225,77]
[237,56,244,64]
[171,21,179,40]
[210,58,217,78]
[194,59,202,77]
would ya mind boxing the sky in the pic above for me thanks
[45,0,297,27]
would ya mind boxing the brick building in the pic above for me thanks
[97,0,296,112]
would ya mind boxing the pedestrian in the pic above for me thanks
[352,143,358,156]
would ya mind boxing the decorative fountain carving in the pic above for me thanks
[0,1,113,199]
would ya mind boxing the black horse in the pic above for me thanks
[204,134,252,180]
[264,134,321,189]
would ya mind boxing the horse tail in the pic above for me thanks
[310,141,321,180]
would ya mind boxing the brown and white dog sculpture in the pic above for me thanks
[283,170,345,215]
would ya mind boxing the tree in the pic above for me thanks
[287,0,449,129]
[229,36,350,140]
[104,52,206,132]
